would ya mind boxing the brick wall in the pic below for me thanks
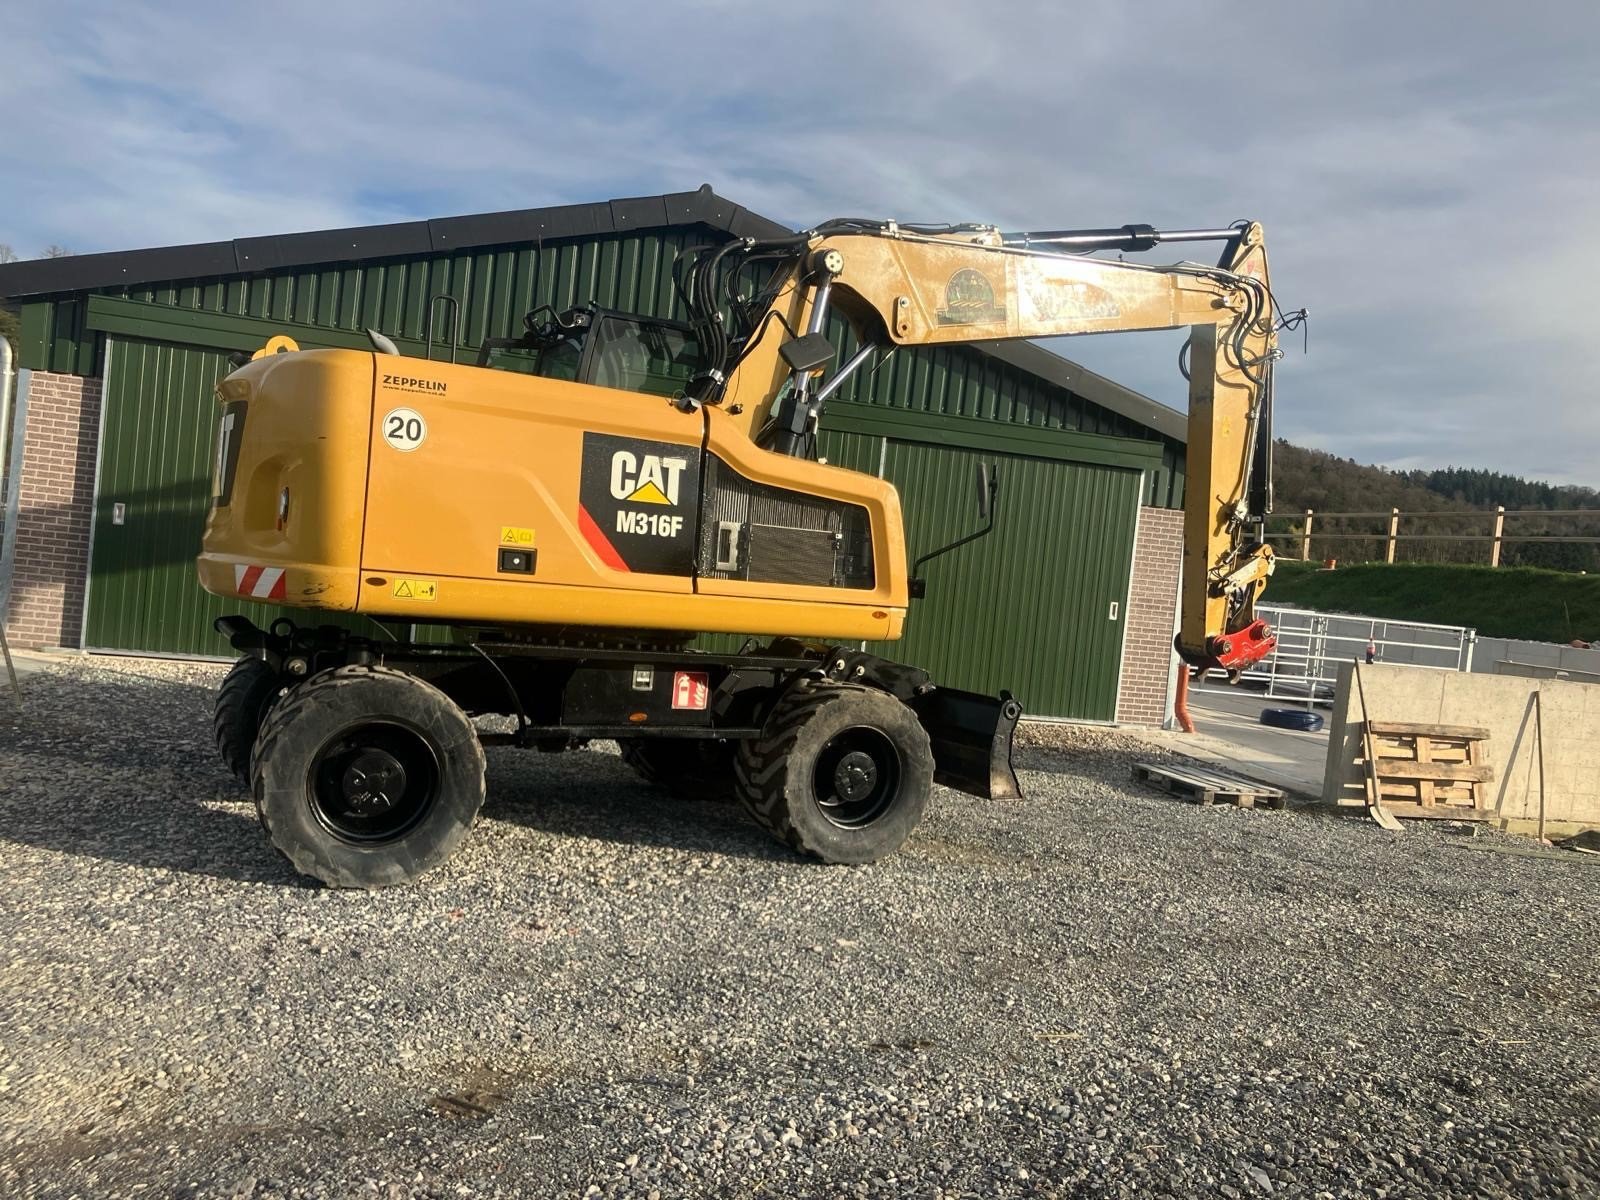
[3,371,102,649]
[1116,506,1183,726]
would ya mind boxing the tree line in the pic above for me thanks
[1270,441,1599,571]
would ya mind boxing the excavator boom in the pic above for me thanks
[707,219,1286,673]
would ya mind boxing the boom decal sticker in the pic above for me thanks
[936,269,1007,326]
[578,432,701,575]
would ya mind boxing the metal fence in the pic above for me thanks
[1264,507,1600,567]
[1194,603,1476,705]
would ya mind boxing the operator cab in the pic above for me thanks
[477,304,703,399]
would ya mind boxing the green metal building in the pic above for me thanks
[0,187,1187,722]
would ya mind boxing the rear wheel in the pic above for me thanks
[619,738,737,801]
[250,665,486,888]
[215,656,286,784]
[735,681,933,864]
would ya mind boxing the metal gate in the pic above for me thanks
[1194,603,1477,705]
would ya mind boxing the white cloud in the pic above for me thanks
[1,0,1595,482]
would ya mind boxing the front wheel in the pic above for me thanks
[250,665,486,888]
[735,682,933,864]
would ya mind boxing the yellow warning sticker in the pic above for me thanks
[392,578,438,601]
[499,525,536,546]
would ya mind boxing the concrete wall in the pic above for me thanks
[3,371,101,649]
[1471,636,1600,683]
[1115,506,1182,727]
[1322,662,1600,836]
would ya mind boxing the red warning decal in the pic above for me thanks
[671,671,710,711]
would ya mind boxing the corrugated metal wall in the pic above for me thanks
[876,441,1139,720]
[118,233,702,349]
[26,232,702,372]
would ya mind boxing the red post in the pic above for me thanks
[1174,666,1196,734]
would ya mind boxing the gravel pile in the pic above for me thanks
[1,656,1596,1199]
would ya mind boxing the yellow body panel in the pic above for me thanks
[197,351,373,610]
[198,349,907,641]
[360,358,703,595]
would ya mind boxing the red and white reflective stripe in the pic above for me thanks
[233,564,288,601]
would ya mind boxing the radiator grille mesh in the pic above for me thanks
[697,456,875,588]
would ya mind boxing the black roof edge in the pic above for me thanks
[0,184,791,301]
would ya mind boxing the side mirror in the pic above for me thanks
[976,462,994,521]
[366,328,401,356]
[779,331,835,373]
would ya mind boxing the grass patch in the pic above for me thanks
[1261,562,1600,642]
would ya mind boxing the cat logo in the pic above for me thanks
[578,432,701,576]
[609,451,687,506]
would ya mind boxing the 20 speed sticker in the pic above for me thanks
[391,577,438,601]
[382,407,427,452]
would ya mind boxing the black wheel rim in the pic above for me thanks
[307,719,441,844]
[812,727,902,829]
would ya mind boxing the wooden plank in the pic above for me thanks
[1414,734,1435,807]
[1377,780,1476,799]
[1354,668,1404,832]
[1367,721,1490,740]
[1374,761,1495,783]
[1376,804,1492,821]
[1135,762,1280,793]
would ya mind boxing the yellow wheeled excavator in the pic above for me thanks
[199,214,1294,887]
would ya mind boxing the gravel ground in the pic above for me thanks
[1,656,1597,1199]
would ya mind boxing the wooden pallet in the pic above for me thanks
[1132,762,1286,809]
[1363,721,1493,821]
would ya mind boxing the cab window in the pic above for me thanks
[475,306,703,398]
[589,317,701,398]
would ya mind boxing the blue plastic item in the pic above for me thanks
[1260,707,1324,732]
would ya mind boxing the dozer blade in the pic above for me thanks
[910,687,1023,801]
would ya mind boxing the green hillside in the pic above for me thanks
[1264,561,1600,642]
[1272,441,1600,571]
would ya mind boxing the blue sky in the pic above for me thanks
[2,1,1597,482]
